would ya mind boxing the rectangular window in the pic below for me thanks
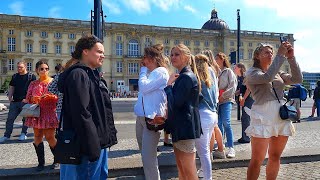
[239,49,244,60]
[56,45,61,54]
[164,38,170,45]
[41,44,47,53]
[146,37,150,43]
[248,50,253,59]
[55,32,61,39]
[69,33,75,39]
[205,40,209,47]
[26,30,32,37]
[128,41,139,57]
[214,40,218,47]
[8,59,14,71]
[26,44,33,53]
[7,37,16,52]
[194,40,200,46]
[70,45,75,54]
[27,62,32,71]
[116,43,123,56]
[116,61,123,73]
[184,40,190,46]
[116,35,122,41]
[165,48,170,56]
[41,31,48,38]
[240,42,243,47]
[230,41,235,46]
[9,30,14,35]
[174,40,179,45]
[128,62,139,75]
[248,42,252,47]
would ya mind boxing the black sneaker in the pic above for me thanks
[238,138,250,144]
[293,120,301,123]
[164,142,173,147]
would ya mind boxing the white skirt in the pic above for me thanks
[244,100,295,138]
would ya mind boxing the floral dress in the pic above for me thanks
[25,80,59,129]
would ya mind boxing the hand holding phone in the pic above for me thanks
[280,36,287,43]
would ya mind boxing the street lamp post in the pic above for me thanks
[237,9,241,121]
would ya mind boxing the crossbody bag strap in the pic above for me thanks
[272,82,281,104]
[141,96,146,117]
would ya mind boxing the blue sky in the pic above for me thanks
[0,0,319,72]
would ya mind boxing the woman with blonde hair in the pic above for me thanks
[165,43,201,180]
[245,42,302,179]
[194,54,219,180]
[215,52,237,158]
[134,44,169,180]
[201,50,226,160]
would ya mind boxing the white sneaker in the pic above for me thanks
[226,147,236,158]
[197,168,204,178]
[18,133,27,141]
[0,136,9,143]
[212,150,226,159]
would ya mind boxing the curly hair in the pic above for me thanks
[71,34,103,60]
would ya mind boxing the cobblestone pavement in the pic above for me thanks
[109,161,320,180]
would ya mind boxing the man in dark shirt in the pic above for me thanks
[0,61,36,143]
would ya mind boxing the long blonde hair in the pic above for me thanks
[194,54,212,88]
[172,43,201,91]
[200,49,220,77]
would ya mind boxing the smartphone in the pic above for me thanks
[280,36,287,43]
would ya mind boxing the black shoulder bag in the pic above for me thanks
[142,97,166,132]
[272,82,298,122]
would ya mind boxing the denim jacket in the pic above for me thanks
[164,66,202,143]
[199,68,218,112]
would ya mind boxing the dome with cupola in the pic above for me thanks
[202,9,229,30]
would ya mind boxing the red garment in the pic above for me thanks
[25,80,59,129]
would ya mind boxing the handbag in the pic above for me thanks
[142,97,166,132]
[19,104,40,117]
[54,109,82,165]
[272,83,298,121]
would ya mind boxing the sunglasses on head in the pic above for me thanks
[40,67,49,71]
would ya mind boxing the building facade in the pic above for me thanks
[302,72,320,89]
[0,9,293,92]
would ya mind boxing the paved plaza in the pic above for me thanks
[0,95,319,179]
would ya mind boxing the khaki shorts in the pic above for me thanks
[290,98,301,109]
[173,139,196,153]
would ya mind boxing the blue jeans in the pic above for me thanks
[60,148,108,180]
[4,102,28,138]
[218,102,234,148]
[316,99,320,117]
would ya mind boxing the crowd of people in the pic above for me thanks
[0,34,306,180]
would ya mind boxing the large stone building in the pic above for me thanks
[0,9,293,92]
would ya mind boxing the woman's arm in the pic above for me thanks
[165,75,192,108]
[280,57,303,85]
[246,55,286,84]
[138,67,169,95]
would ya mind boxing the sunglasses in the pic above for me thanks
[40,67,49,71]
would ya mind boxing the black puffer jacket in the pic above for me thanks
[164,66,202,143]
[58,63,117,161]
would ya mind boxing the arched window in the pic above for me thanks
[128,39,139,57]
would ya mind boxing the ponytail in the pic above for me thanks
[190,55,202,92]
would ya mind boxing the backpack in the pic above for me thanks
[299,85,308,101]
[288,85,308,101]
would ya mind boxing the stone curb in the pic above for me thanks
[1,153,320,179]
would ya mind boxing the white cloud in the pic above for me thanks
[151,0,180,11]
[102,0,121,15]
[294,29,320,72]
[121,0,151,14]
[9,1,23,15]
[48,7,61,18]
[244,0,320,19]
[184,5,197,14]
